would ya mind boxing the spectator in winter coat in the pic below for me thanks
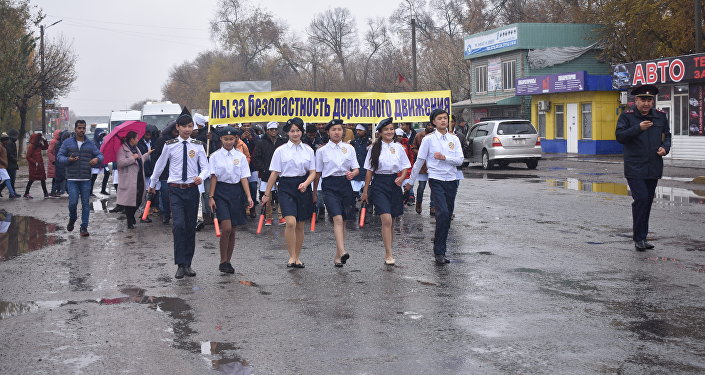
[24,133,49,198]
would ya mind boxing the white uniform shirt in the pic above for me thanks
[409,130,463,183]
[149,136,210,188]
[363,141,411,174]
[269,140,315,177]
[209,147,251,184]
[315,140,359,178]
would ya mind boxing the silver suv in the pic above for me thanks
[464,119,542,170]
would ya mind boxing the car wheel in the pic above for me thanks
[526,159,538,169]
[481,151,492,170]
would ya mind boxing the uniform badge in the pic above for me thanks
[390,147,396,154]
[188,150,196,158]
[341,147,347,154]
[233,158,240,165]
[449,142,455,150]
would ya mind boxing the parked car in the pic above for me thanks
[464,118,542,170]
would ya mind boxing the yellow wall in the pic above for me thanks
[531,92,620,140]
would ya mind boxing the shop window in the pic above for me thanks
[555,104,564,138]
[674,91,688,136]
[581,103,592,139]
[502,60,515,90]
[475,65,487,93]
[538,112,546,137]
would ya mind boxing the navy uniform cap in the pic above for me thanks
[429,108,448,124]
[375,117,393,132]
[218,126,240,137]
[176,106,193,125]
[630,84,659,98]
[284,117,305,132]
[325,118,344,131]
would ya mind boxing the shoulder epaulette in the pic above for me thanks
[165,138,179,145]
[190,139,204,145]
[623,109,634,113]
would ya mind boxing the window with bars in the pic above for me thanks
[502,60,515,90]
[581,103,592,139]
[475,65,487,93]
[555,104,565,138]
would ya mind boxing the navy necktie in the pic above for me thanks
[181,141,188,181]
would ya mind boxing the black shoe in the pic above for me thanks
[175,266,186,279]
[225,262,235,274]
[340,253,350,264]
[195,220,205,231]
[140,218,152,223]
[67,219,76,232]
[109,206,123,213]
[435,255,450,264]
[634,240,647,251]
[286,262,295,268]
[100,190,109,195]
[80,228,89,237]
[127,223,135,229]
[219,262,230,273]
[334,262,343,268]
[184,267,196,277]
[90,193,97,197]
[644,241,655,249]
[293,262,305,268]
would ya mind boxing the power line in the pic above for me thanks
[46,14,209,31]
[59,20,211,49]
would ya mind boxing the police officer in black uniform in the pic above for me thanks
[615,84,671,251]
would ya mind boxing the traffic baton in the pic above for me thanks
[256,203,266,234]
[213,213,221,237]
[310,212,316,232]
[359,202,367,228]
[141,193,154,221]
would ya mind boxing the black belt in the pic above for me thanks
[168,182,197,189]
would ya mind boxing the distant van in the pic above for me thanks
[109,110,142,132]
[141,101,182,131]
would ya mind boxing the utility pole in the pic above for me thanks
[40,20,62,134]
[411,18,418,91]
[696,0,703,53]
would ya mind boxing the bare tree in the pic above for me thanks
[211,0,283,73]
[361,18,390,88]
[307,7,358,85]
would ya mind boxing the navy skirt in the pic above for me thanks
[370,173,404,218]
[278,175,314,221]
[322,175,356,220]
[214,182,247,225]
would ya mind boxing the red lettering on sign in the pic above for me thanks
[656,61,669,82]
[645,62,658,83]
[633,64,646,85]
[670,59,685,82]
[695,56,705,67]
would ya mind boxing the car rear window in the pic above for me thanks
[497,121,537,135]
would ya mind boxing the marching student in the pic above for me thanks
[315,119,360,267]
[208,126,254,274]
[405,108,463,265]
[148,107,210,279]
[261,117,316,269]
[361,118,411,266]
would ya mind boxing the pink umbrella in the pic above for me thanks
[99,121,147,164]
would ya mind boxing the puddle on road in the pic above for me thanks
[90,199,109,213]
[0,212,64,261]
[464,171,539,180]
[201,341,253,374]
[546,178,705,205]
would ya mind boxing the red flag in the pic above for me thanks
[397,72,406,83]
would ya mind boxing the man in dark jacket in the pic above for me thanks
[57,120,104,237]
[251,121,286,224]
[152,121,179,224]
[615,84,671,251]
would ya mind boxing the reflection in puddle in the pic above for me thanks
[546,178,705,205]
[91,199,109,213]
[1,287,254,372]
[0,212,64,261]
[465,172,540,180]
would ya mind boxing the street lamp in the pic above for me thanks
[41,19,62,134]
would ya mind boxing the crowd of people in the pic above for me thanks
[0,108,467,279]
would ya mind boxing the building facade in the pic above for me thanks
[456,23,611,124]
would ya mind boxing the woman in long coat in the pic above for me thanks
[116,131,152,229]
[47,130,62,196]
[24,133,49,198]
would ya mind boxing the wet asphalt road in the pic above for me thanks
[1,157,704,374]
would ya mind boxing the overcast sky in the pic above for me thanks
[32,0,400,116]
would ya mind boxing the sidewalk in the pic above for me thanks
[541,153,705,170]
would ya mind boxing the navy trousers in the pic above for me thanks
[169,185,199,266]
[429,178,459,256]
[626,178,658,242]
